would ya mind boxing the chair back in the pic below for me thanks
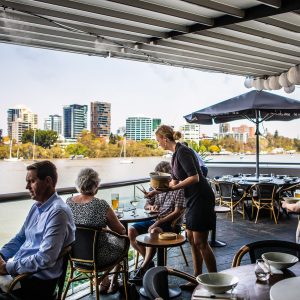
[71,225,130,269]
[217,181,235,200]
[254,183,277,201]
[232,239,300,267]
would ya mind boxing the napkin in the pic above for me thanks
[0,275,21,293]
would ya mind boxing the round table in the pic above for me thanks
[119,208,158,232]
[136,232,186,299]
[192,263,300,300]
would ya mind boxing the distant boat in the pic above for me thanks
[120,137,133,164]
[69,155,86,160]
[4,141,22,162]
[162,152,173,159]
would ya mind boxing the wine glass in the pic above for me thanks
[255,259,270,282]
[130,199,139,217]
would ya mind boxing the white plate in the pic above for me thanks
[270,277,300,300]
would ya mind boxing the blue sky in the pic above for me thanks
[1,43,300,138]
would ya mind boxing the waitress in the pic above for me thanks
[155,125,217,288]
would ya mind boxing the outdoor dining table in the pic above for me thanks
[118,208,159,233]
[192,262,300,300]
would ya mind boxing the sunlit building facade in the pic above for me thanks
[90,102,111,137]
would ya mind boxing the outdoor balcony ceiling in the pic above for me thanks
[0,0,299,78]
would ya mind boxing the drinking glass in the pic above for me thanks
[117,203,124,218]
[255,259,270,282]
[130,199,139,217]
[111,193,119,211]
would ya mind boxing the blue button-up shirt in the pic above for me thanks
[0,193,75,279]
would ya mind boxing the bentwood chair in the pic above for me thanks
[214,181,246,222]
[232,240,300,267]
[62,225,130,300]
[6,244,71,300]
[250,183,279,224]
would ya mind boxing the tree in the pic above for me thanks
[274,130,279,138]
[21,129,58,148]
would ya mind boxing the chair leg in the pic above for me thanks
[122,258,129,300]
[134,251,139,270]
[180,245,189,266]
[255,207,260,224]
[94,271,99,300]
[164,248,167,265]
[231,206,234,222]
[272,207,278,224]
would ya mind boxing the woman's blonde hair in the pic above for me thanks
[155,125,181,141]
[75,168,100,195]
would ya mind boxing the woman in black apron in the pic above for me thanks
[155,125,217,288]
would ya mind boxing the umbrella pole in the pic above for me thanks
[255,110,260,180]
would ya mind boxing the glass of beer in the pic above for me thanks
[111,193,119,210]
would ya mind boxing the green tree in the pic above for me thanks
[21,129,58,148]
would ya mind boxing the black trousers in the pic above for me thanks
[0,277,58,300]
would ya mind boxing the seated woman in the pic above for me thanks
[66,168,126,294]
[128,161,185,281]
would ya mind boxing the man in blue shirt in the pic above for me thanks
[0,161,75,300]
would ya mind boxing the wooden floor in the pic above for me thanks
[74,210,299,300]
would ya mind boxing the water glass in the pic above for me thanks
[111,193,119,210]
[255,259,270,282]
[117,203,124,218]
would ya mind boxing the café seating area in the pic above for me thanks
[76,198,300,300]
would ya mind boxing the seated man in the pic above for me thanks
[0,161,75,300]
[128,161,185,281]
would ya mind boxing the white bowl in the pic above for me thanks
[196,273,239,294]
[262,252,299,270]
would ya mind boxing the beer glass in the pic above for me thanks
[111,193,119,210]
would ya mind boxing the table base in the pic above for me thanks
[139,286,181,298]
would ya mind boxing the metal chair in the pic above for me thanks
[250,183,279,224]
[142,266,197,300]
[214,180,246,222]
[232,240,300,267]
[6,245,71,300]
[62,225,130,300]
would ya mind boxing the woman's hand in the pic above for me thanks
[144,190,160,198]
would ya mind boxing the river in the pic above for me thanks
[1,155,299,245]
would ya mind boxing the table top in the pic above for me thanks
[119,208,158,224]
[214,205,231,213]
[136,232,186,248]
[193,263,300,300]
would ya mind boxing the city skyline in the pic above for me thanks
[1,44,300,139]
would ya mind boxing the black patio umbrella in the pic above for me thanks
[184,90,300,179]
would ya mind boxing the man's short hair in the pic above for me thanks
[182,141,188,147]
[27,160,58,186]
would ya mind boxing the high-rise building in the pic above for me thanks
[90,102,111,137]
[63,104,87,139]
[44,115,62,135]
[180,123,201,142]
[126,117,152,141]
[7,107,38,142]
[152,118,161,131]
[219,123,230,133]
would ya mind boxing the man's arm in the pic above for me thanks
[0,224,26,261]
[6,209,71,276]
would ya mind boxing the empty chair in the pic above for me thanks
[142,266,197,300]
[250,183,279,224]
[232,239,300,267]
[214,181,245,222]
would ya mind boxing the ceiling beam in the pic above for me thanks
[182,0,244,18]
[153,0,300,41]
[0,0,187,34]
[101,0,213,25]
[256,0,282,8]
[259,16,300,33]
[194,30,300,58]
[226,23,300,48]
